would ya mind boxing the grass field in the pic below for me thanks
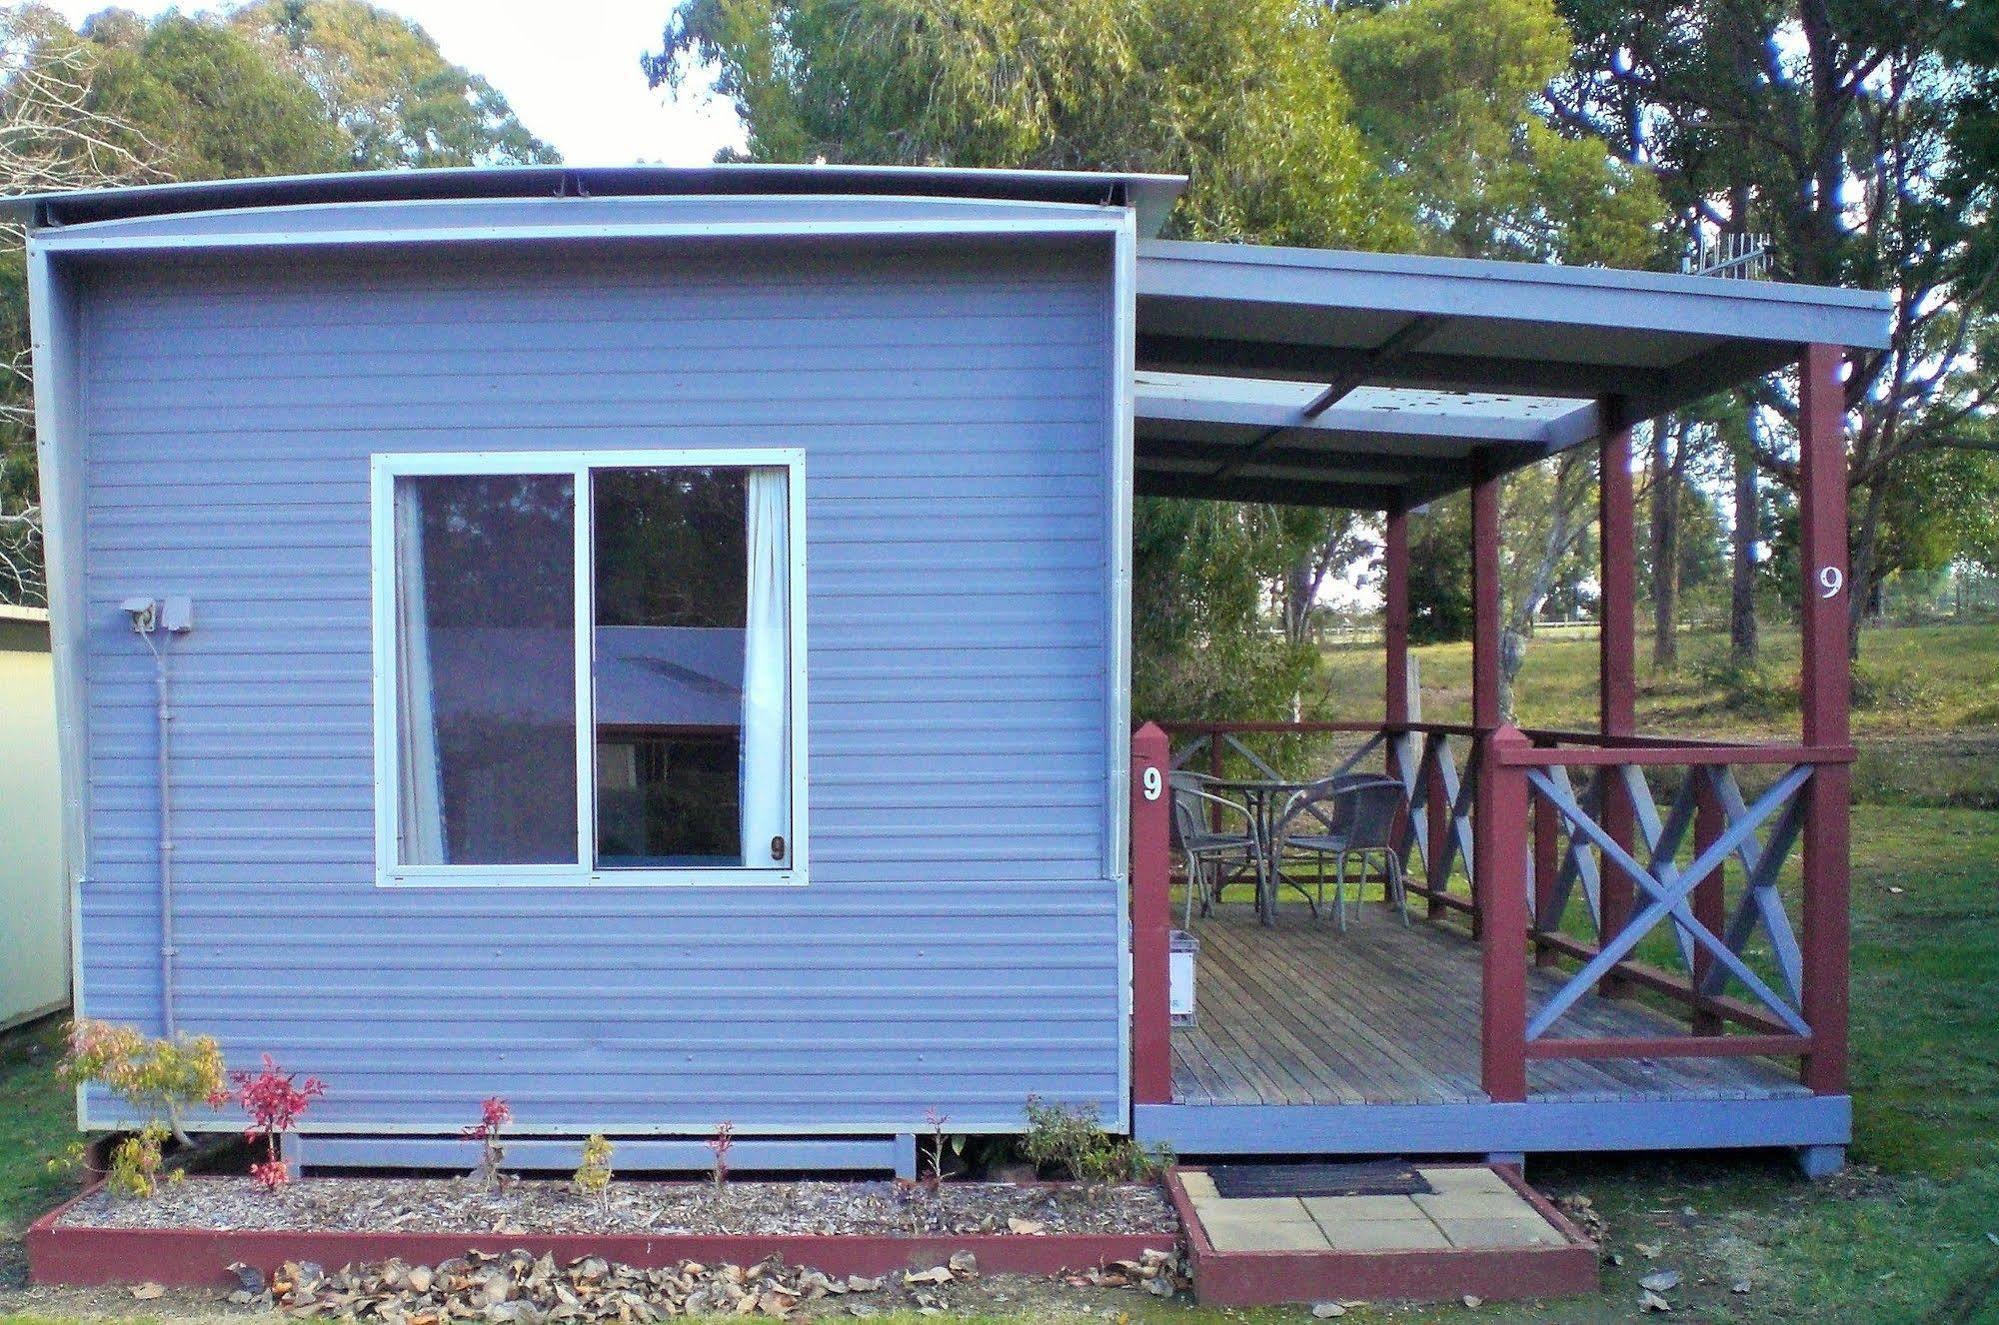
[1312,622,1999,809]
[3,622,1996,1322]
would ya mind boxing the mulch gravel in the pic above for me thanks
[56,1176,1179,1239]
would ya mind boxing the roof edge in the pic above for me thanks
[3,163,1188,238]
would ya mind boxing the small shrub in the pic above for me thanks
[922,1107,950,1190]
[233,1054,326,1191]
[1686,653,1795,719]
[1851,662,1943,713]
[108,1122,172,1199]
[1020,1095,1172,1186]
[708,1121,735,1194]
[60,1019,229,1145]
[464,1096,511,1191]
[574,1134,614,1213]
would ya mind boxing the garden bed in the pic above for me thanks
[30,1177,1181,1288]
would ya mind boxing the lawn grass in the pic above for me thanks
[0,1017,73,1237]
[1314,619,1999,734]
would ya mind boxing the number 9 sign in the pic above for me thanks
[1818,566,1844,600]
[1141,766,1164,801]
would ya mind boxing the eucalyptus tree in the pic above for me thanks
[0,1,554,605]
[650,0,1663,718]
[1551,0,1999,655]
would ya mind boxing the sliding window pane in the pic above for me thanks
[393,473,577,866]
[593,467,749,866]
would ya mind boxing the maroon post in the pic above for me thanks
[1598,423,1637,993]
[1797,344,1851,1096]
[1479,725,1532,1103]
[1469,462,1502,937]
[1385,507,1411,726]
[1129,723,1175,1106]
[1426,750,1449,920]
[1691,773,1726,1036]
[1532,775,1560,968]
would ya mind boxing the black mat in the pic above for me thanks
[1207,1160,1434,1199]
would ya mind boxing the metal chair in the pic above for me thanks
[1168,771,1263,928]
[1271,778,1409,932]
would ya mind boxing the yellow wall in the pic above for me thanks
[0,613,67,1030]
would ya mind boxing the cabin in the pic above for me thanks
[9,166,1889,1178]
[1,604,67,1031]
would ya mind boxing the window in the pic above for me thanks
[373,451,804,886]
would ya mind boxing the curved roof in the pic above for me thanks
[0,162,1189,237]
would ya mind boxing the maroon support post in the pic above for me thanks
[1129,723,1175,1106]
[1598,423,1637,994]
[1479,726,1532,1103]
[1426,748,1449,920]
[1532,775,1561,968]
[1691,774,1726,1036]
[1469,462,1502,938]
[1797,345,1851,1096]
[1385,507,1411,726]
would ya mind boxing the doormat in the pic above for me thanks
[1207,1160,1434,1199]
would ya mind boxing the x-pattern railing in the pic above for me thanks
[1388,728,1478,911]
[1523,759,1814,1041]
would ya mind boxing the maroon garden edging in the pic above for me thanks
[28,1184,1180,1289]
[1164,1165,1599,1307]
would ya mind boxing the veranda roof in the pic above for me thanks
[1135,239,1894,509]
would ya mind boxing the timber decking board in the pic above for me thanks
[1169,906,1809,1107]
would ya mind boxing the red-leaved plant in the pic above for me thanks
[707,1121,734,1195]
[232,1054,325,1191]
[464,1096,511,1190]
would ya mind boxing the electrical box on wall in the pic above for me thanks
[162,596,194,633]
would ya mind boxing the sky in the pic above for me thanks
[39,0,746,165]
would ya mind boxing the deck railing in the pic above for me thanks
[1132,719,1854,1108]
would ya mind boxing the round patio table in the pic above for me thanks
[1206,776,1323,925]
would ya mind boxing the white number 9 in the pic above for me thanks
[1141,767,1164,801]
[1818,566,1844,600]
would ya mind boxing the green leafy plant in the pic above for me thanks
[107,1121,172,1198]
[59,1019,229,1146]
[1020,1096,1172,1186]
[573,1133,614,1213]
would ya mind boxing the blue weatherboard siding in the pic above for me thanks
[72,229,1121,1135]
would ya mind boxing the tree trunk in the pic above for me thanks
[1649,416,1682,670]
[1846,480,1889,661]
[1729,436,1760,666]
[1499,454,1590,720]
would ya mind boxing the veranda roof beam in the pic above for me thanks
[1137,331,1678,402]
[1299,314,1446,418]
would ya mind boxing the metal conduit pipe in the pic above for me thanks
[123,594,190,1037]
[153,640,176,1037]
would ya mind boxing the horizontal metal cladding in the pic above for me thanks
[73,231,1121,1134]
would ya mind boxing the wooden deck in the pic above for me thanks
[1172,904,1809,1106]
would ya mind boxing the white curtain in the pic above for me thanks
[393,480,445,865]
[739,467,791,868]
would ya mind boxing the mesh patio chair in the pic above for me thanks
[1271,777,1410,932]
[1292,770,1390,833]
[1168,771,1263,928]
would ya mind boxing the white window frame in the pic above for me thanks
[370,447,808,889]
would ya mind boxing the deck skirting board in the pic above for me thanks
[1134,1094,1850,1155]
